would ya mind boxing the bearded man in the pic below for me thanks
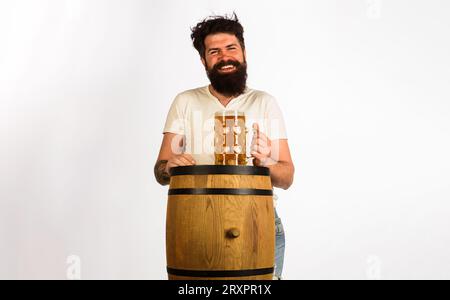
[154,13,294,280]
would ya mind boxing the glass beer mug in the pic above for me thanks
[214,110,249,166]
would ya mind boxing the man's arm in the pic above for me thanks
[154,132,196,186]
[267,140,295,190]
[251,123,295,190]
[258,139,295,190]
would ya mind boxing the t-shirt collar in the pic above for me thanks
[205,85,250,108]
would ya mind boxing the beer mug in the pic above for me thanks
[214,110,249,166]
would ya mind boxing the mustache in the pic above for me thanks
[212,60,242,71]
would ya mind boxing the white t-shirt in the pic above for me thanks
[162,85,288,165]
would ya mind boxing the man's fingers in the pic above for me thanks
[252,146,270,157]
[251,147,270,160]
[166,154,195,173]
[256,130,268,141]
[260,147,271,156]
[251,152,268,167]
[171,155,195,166]
[251,138,270,155]
[251,152,276,167]
[166,154,196,173]
[181,154,196,164]
[251,137,268,148]
[252,123,270,143]
[252,123,260,139]
[177,156,195,166]
[170,158,183,166]
[256,138,269,148]
[251,150,265,161]
[171,157,187,166]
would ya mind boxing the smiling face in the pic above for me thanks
[202,33,246,71]
[201,33,248,97]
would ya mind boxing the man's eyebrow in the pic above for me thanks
[207,44,239,52]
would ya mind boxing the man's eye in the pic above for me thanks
[209,51,218,55]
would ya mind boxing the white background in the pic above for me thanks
[1,0,449,279]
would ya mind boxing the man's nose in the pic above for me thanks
[218,50,233,60]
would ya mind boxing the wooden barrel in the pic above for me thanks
[166,165,275,280]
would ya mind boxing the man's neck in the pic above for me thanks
[208,85,236,107]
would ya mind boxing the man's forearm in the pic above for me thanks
[154,160,171,186]
[267,161,294,190]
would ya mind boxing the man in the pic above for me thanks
[154,13,294,279]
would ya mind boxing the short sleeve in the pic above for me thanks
[265,96,288,140]
[162,94,185,135]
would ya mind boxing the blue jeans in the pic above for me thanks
[274,209,285,279]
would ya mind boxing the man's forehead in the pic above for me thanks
[205,33,239,49]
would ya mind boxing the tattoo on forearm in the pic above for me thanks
[154,160,170,186]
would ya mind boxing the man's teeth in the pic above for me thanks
[221,65,235,70]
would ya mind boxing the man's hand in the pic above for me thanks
[155,133,196,186]
[250,123,294,189]
[165,154,196,174]
[251,123,277,167]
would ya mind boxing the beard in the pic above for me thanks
[206,59,248,98]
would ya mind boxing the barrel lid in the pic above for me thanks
[169,165,271,176]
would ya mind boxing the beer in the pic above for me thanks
[214,111,247,166]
